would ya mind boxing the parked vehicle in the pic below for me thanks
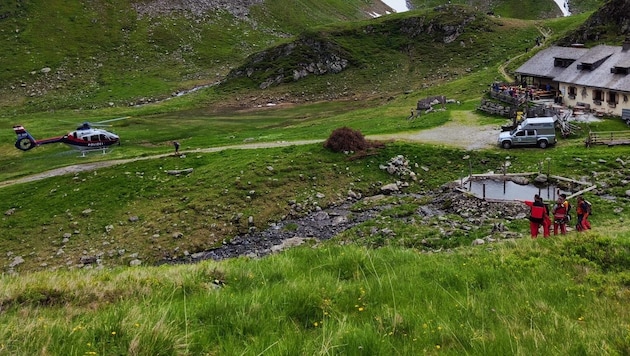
[498,117,556,149]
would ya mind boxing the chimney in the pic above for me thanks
[623,37,630,52]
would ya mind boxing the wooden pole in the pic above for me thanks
[503,162,507,194]
[547,160,551,198]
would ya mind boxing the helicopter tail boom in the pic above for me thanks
[13,125,64,151]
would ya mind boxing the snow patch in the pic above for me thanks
[553,0,571,16]
[380,0,408,13]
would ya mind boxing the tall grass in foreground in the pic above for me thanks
[1,233,628,355]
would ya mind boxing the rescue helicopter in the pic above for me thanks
[13,117,128,156]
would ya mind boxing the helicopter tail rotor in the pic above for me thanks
[13,125,37,151]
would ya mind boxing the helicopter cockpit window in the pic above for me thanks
[100,134,107,141]
[90,135,100,141]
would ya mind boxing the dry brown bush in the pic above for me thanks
[324,127,385,159]
[323,127,368,152]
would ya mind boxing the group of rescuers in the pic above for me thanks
[521,193,591,238]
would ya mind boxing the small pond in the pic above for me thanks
[463,178,568,201]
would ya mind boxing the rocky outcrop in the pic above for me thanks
[226,5,490,89]
[227,36,353,89]
[557,0,630,45]
[132,0,264,19]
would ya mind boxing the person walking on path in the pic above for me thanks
[407,109,417,120]
[521,194,549,238]
[173,141,180,155]
[552,194,569,235]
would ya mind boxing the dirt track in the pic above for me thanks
[0,117,499,188]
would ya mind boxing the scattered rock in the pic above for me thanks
[166,168,193,176]
[9,256,24,268]
[533,174,548,183]
[380,155,418,180]
[129,259,142,266]
[508,176,529,185]
[380,183,400,194]
[80,256,97,265]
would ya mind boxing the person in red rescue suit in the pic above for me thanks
[576,196,591,231]
[552,194,569,235]
[521,194,550,238]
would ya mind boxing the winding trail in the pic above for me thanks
[498,25,552,82]
[0,113,500,189]
[0,140,320,189]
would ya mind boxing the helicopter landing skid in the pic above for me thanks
[79,147,110,157]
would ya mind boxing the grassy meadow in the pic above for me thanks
[1,2,630,355]
[1,239,629,355]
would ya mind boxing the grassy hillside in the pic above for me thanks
[0,0,387,111]
[3,120,630,272]
[407,0,605,18]
[409,0,561,18]
[1,237,629,354]
[2,1,630,354]
[0,7,597,274]
[556,0,630,46]
[224,6,541,93]
[0,0,605,113]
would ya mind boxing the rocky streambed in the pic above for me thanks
[167,185,531,265]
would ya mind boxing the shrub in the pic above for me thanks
[323,126,368,152]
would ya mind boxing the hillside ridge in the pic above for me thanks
[557,0,630,45]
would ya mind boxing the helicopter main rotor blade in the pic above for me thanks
[95,116,130,124]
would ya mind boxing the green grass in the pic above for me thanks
[3,134,630,273]
[1,1,629,354]
[0,0,385,112]
[1,237,629,354]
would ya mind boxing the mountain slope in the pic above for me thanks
[221,5,544,101]
[556,0,630,45]
[1,0,608,112]
[408,0,567,19]
[0,0,390,110]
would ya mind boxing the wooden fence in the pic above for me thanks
[586,131,630,147]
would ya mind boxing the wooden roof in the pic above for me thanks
[554,45,630,92]
[516,44,630,92]
[515,46,587,79]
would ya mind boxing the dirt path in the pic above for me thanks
[498,25,551,82]
[373,111,499,150]
[0,140,320,189]
[0,114,500,188]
